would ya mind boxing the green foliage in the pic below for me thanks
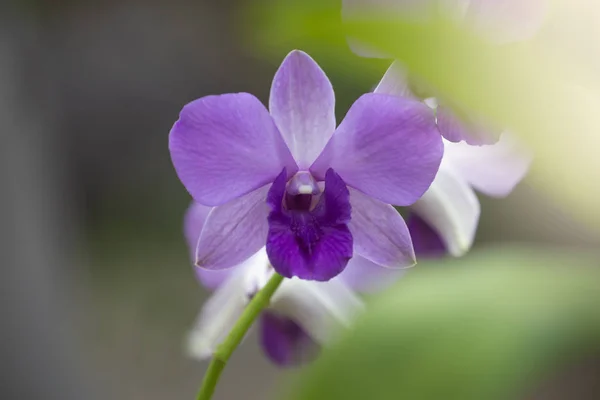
[283,248,600,400]
[247,0,600,228]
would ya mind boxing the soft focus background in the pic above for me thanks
[2,1,599,399]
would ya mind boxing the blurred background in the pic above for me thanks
[2,1,599,399]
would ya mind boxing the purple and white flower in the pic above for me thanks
[376,63,531,256]
[169,50,443,281]
[184,203,398,366]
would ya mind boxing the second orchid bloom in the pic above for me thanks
[170,50,443,282]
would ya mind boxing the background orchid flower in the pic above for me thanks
[184,202,387,366]
[169,50,443,282]
[375,63,532,256]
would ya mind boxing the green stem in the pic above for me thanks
[196,272,285,400]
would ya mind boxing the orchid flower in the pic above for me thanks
[376,62,532,256]
[184,203,399,366]
[169,50,443,282]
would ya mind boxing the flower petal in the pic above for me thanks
[266,169,353,281]
[436,104,499,145]
[259,312,318,366]
[184,202,211,261]
[410,165,480,257]
[186,268,250,360]
[169,93,298,206]
[196,186,270,270]
[269,50,336,169]
[270,278,364,345]
[311,93,443,206]
[443,133,532,197]
[196,248,270,291]
[337,255,405,293]
[187,249,271,360]
[406,213,448,258]
[183,202,233,289]
[347,188,415,268]
[373,61,414,98]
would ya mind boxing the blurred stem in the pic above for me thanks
[196,272,285,400]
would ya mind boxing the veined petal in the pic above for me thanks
[347,188,415,269]
[410,164,480,257]
[196,186,270,270]
[184,202,233,289]
[406,213,448,258]
[259,312,317,366]
[443,133,532,197]
[337,255,405,293]
[270,278,365,345]
[169,93,298,206]
[184,202,211,261]
[269,50,336,169]
[311,93,443,206]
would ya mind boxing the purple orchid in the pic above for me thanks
[170,50,443,282]
[184,202,399,366]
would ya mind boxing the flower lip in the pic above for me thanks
[267,168,353,281]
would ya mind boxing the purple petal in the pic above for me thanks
[259,312,318,366]
[337,255,405,293]
[347,188,415,268]
[410,165,480,257]
[443,133,532,197]
[266,169,353,281]
[183,202,233,289]
[169,93,298,206]
[196,186,270,270]
[406,213,448,259]
[184,202,211,261]
[311,93,443,206]
[269,50,336,169]
[436,105,499,145]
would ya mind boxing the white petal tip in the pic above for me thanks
[186,332,215,360]
[447,238,472,258]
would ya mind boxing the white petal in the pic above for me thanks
[186,248,270,359]
[270,278,365,345]
[374,61,414,98]
[410,163,480,257]
[444,133,532,197]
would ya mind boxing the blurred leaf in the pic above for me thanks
[247,0,600,228]
[283,248,600,400]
